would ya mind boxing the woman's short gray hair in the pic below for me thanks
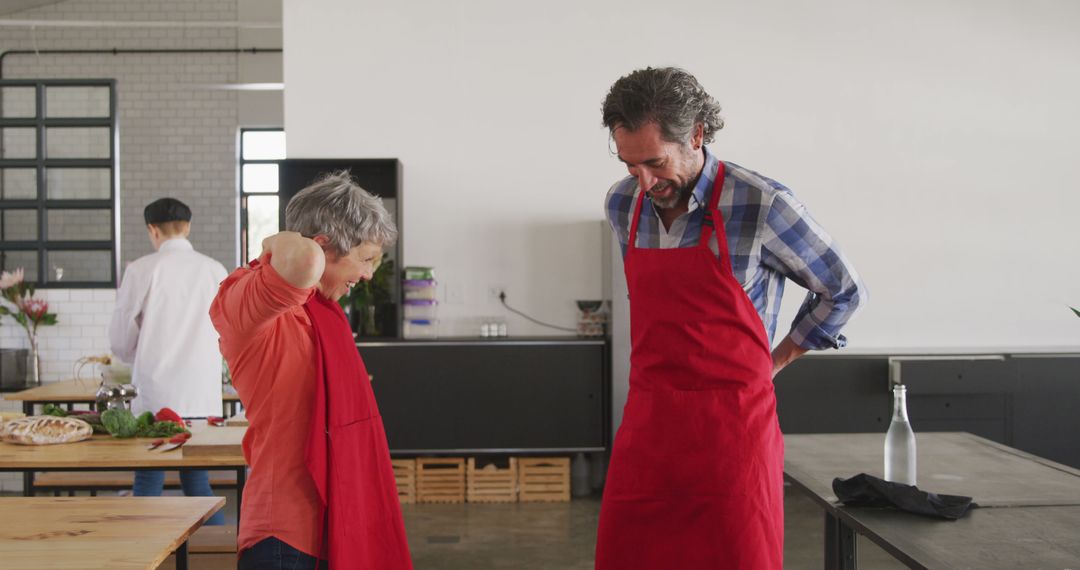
[284,171,398,256]
[602,66,724,145]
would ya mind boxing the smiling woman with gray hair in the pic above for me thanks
[285,170,398,259]
[211,171,413,570]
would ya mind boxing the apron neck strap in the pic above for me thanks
[627,160,726,250]
[700,161,726,246]
[627,186,648,251]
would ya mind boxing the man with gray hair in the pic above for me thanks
[595,67,865,568]
[211,172,412,569]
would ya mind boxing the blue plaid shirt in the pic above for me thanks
[606,148,866,350]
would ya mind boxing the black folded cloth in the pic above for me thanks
[832,473,977,520]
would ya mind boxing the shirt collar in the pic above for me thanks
[158,238,193,252]
[688,147,719,212]
[647,147,719,216]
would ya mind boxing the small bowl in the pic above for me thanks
[576,300,603,312]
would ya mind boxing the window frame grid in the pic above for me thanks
[0,78,118,288]
[238,127,284,266]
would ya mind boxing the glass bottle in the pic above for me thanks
[884,384,917,485]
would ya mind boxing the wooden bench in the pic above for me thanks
[33,470,238,495]
[188,524,237,553]
[156,525,237,570]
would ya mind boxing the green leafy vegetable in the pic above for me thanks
[135,411,154,431]
[85,415,108,434]
[42,404,67,417]
[137,421,188,438]
[95,408,191,439]
[101,408,139,438]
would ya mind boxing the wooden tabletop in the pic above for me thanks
[784,432,1080,507]
[181,425,243,457]
[0,424,247,469]
[0,496,224,570]
[2,378,240,402]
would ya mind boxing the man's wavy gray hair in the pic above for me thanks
[284,171,398,256]
[602,66,724,145]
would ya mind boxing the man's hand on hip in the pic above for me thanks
[771,336,808,380]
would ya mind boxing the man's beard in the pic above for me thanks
[647,179,693,209]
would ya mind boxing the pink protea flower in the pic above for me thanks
[0,268,24,290]
[20,297,49,321]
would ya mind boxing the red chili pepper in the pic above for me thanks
[207,416,224,427]
[155,407,183,424]
[147,439,165,450]
[168,432,191,444]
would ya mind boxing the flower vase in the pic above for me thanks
[26,335,41,387]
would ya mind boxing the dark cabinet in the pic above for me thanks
[1011,355,1080,468]
[359,339,608,453]
[773,356,890,434]
[900,359,1015,445]
[774,354,1080,469]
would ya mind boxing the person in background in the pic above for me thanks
[595,67,866,568]
[211,172,412,570]
[109,197,228,525]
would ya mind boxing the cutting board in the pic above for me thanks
[182,425,246,457]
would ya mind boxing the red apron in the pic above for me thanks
[596,163,785,569]
[304,292,413,569]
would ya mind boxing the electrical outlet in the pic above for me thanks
[487,286,506,301]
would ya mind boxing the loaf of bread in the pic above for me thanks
[0,415,93,445]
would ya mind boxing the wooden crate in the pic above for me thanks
[518,457,571,502]
[417,457,466,503]
[467,457,517,503]
[391,458,416,504]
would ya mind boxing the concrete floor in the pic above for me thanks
[398,486,909,569]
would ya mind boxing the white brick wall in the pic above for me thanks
[0,288,116,492]
[0,288,114,383]
[2,0,249,270]
[0,0,281,494]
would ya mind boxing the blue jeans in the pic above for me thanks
[132,470,226,525]
[239,536,327,570]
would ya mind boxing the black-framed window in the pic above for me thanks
[239,128,285,264]
[0,79,118,288]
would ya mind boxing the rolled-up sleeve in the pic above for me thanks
[760,191,867,350]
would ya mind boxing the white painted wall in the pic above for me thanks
[284,0,1080,350]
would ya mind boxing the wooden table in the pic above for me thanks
[784,432,1080,569]
[0,425,247,511]
[0,496,223,570]
[3,378,241,417]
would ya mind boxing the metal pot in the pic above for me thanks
[95,383,138,411]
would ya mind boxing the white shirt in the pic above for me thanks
[108,238,229,417]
